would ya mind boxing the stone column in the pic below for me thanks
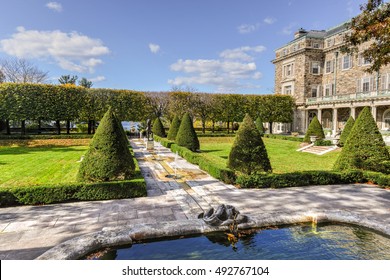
[332,108,338,136]
[304,110,309,131]
[317,108,322,125]
[371,106,377,122]
[351,107,355,119]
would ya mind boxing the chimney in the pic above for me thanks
[294,28,307,39]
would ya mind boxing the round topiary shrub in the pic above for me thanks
[334,107,390,173]
[303,116,325,142]
[255,116,264,137]
[78,107,135,182]
[167,115,181,140]
[152,117,166,138]
[338,116,355,147]
[228,114,272,175]
[175,113,200,152]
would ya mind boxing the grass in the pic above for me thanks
[199,137,340,173]
[0,146,88,187]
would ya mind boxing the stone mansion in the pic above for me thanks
[272,22,390,135]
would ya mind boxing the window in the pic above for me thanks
[283,49,288,56]
[313,42,320,49]
[342,55,352,70]
[324,84,334,96]
[326,39,334,47]
[325,60,333,73]
[311,87,318,97]
[311,62,320,75]
[283,63,294,78]
[362,77,370,92]
[284,85,292,95]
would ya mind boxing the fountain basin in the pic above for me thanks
[36,210,390,260]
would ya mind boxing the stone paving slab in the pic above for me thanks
[1,138,390,259]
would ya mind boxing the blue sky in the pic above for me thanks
[0,0,368,94]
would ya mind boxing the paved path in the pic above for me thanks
[1,139,390,259]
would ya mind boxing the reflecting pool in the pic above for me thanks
[88,223,390,260]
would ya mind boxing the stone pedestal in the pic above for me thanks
[146,140,154,150]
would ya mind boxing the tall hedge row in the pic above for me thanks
[0,83,148,134]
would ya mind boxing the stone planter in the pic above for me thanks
[310,136,317,143]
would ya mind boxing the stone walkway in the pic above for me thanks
[1,138,390,259]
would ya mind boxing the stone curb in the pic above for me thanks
[36,209,390,260]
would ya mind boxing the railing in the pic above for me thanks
[306,90,390,104]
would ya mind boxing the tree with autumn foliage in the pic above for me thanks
[342,0,390,73]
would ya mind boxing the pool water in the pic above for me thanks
[91,223,390,260]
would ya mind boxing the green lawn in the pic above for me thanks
[0,146,87,187]
[199,137,340,173]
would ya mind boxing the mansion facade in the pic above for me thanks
[272,22,390,135]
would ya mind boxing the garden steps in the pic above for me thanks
[298,144,338,155]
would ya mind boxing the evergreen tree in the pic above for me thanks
[303,116,325,142]
[334,107,390,173]
[167,115,181,140]
[152,117,166,137]
[78,107,135,182]
[175,113,200,151]
[339,116,355,147]
[228,114,272,175]
[255,116,264,137]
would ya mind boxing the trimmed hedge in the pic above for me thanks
[236,170,366,189]
[0,179,146,207]
[78,107,135,182]
[196,133,236,138]
[175,113,200,152]
[263,134,303,142]
[314,139,332,146]
[155,136,390,190]
[339,116,355,147]
[167,115,180,140]
[334,107,390,173]
[152,117,166,138]
[228,114,271,174]
[303,116,325,142]
[0,134,93,140]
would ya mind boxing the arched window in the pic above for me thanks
[383,109,390,130]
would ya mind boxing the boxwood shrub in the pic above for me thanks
[263,134,303,142]
[0,179,146,207]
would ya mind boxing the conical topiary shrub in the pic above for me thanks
[303,116,325,142]
[175,113,200,151]
[334,107,390,173]
[78,107,135,182]
[228,114,272,175]
[167,115,181,140]
[152,117,166,138]
[339,116,355,147]
[255,116,264,137]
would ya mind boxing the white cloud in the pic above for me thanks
[90,76,106,82]
[46,2,63,12]
[263,17,276,25]
[168,45,265,92]
[282,22,297,35]
[0,26,110,73]
[237,23,260,34]
[220,46,266,62]
[149,43,160,54]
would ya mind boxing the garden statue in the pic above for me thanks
[146,119,154,150]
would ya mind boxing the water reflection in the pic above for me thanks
[88,223,390,260]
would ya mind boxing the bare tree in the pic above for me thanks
[0,69,5,83]
[144,91,170,118]
[0,58,48,83]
